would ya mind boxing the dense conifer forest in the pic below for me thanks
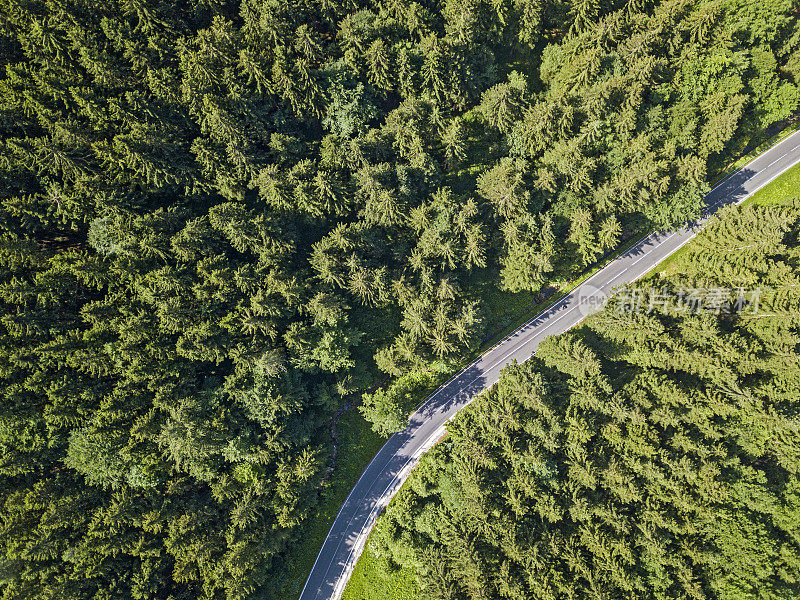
[0,0,798,598]
[371,202,800,600]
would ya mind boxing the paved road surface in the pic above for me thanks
[299,128,800,600]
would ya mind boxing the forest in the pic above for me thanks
[0,0,798,598]
[370,201,800,599]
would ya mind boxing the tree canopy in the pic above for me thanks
[371,202,800,600]
[0,0,798,597]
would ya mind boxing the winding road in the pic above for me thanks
[299,128,800,600]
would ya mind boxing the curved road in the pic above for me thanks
[299,128,800,600]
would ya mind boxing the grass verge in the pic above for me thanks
[747,162,800,207]
[342,551,420,600]
[649,154,800,279]
[275,408,385,597]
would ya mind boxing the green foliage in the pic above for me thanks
[372,203,800,600]
[322,62,380,138]
[342,545,421,600]
[0,0,797,597]
[361,362,453,436]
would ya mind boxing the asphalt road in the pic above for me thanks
[299,128,800,600]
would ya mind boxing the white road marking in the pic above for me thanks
[487,306,577,370]
[765,154,787,169]
[605,268,629,286]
